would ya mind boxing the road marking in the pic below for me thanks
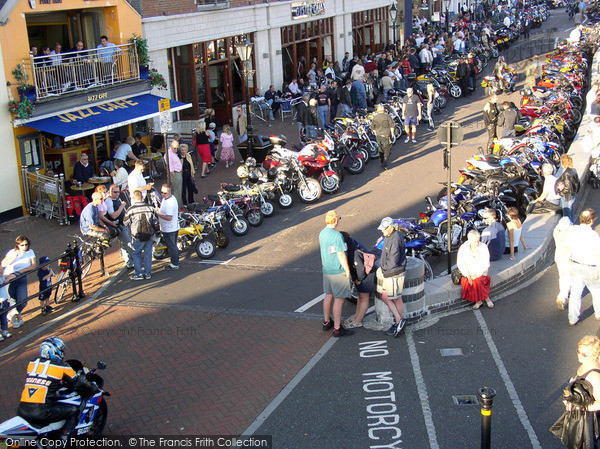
[474,310,542,449]
[294,293,325,313]
[406,331,440,449]
[236,337,338,444]
[194,257,236,265]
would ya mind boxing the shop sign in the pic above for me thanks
[291,0,325,20]
[39,0,62,4]
[56,99,140,123]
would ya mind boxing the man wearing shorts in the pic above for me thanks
[319,210,353,337]
[402,88,422,144]
[376,217,407,337]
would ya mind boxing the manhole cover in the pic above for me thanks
[440,348,463,357]
[453,395,479,405]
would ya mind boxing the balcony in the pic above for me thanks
[22,43,140,102]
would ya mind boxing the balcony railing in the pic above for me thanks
[21,43,140,102]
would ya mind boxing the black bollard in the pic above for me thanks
[478,386,496,449]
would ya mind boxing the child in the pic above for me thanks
[37,256,54,316]
[220,125,235,168]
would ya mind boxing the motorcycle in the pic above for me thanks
[0,360,109,443]
[153,212,217,259]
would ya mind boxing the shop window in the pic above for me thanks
[207,41,215,62]
[194,43,205,65]
[19,133,43,171]
[217,38,227,59]
[196,67,206,113]
[176,45,191,65]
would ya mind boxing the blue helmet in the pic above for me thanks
[40,337,66,362]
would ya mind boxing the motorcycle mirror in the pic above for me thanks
[478,146,484,155]
[97,361,107,370]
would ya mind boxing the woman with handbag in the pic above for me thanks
[179,144,196,206]
[456,229,493,309]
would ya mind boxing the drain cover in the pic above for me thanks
[440,348,463,357]
[453,395,479,405]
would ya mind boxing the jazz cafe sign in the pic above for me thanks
[291,0,325,20]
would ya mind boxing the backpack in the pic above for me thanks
[135,211,154,242]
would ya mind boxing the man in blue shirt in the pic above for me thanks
[319,210,353,337]
[480,209,505,261]
[79,192,110,244]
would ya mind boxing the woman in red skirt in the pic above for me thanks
[195,120,211,178]
[457,229,493,309]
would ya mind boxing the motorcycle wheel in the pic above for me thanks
[297,177,322,203]
[570,108,582,124]
[434,95,447,109]
[261,201,275,217]
[358,147,370,162]
[246,209,264,227]
[345,156,365,174]
[330,159,345,182]
[449,85,462,98]
[320,174,341,194]
[196,235,217,259]
[81,398,107,437]
[214,230,230,249]
[491,48,499,58]
[367,139,380,159]
[571,97,583,110]
[278,193,293,209]
[153,246,168,260]
[230,217,249,236]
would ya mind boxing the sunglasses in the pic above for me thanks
[19,243,29,247]
[161,191,169,195]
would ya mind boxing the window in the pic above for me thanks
[19,133,43,171]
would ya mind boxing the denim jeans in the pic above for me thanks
[9,280,28,313]
[317,105,329,128]
[560,196,576,221]
[119,226,132,267]
[162,230,179,267]
[131,238,153,276]
[0,300,8,331]
[569,262,600,323]
[340,104,352,117]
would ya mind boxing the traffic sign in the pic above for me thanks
[436,121,464,147]
[158,98,171,112]
[159,110,172,133]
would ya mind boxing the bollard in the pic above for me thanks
[478,387,496,449]
[66,243,79,302]
[73,241,85,301]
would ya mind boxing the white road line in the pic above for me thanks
[406,331,440,449]
[294,293,325,313]
[474,310,542,449]
[235,337,338,445]
[195,257,236,265]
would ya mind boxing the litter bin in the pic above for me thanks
[237,135,273,163]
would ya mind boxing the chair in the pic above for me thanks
[250,101,269,122]
[280,100,292,121]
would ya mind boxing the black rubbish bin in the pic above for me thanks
[237,135,273,163]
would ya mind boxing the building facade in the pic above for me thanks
[142,0,395,128]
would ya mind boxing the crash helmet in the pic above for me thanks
[248,171,260,184]
[267,167,278,180]
[40,336,66,362]
[245,157,257,167]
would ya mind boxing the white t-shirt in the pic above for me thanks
[4,249,36,275]
[503,16,511,27]
[114,143,131,161]
[542,174,560,205]
[128,171,147,199]
[113,167,128,190]
[159,195,179,233]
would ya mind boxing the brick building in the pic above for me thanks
[140,0,396,127]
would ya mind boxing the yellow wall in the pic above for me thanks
[0,0,141,213]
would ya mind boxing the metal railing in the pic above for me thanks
[21,167,69,225]
[21,43,140,101]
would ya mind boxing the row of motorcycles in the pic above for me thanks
[378,40,592,279]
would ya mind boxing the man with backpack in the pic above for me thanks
[124,190,158,280]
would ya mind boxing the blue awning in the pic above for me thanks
[25,94,192,142]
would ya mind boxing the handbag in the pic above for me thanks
[451,268,463,285]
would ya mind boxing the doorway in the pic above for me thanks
[208,63,228,126]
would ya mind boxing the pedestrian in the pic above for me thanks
[195,121,212,179]
[371,104,396,170]
[154,184,180,270]
[235,106,248,147]
[124,190,158,280]
[498,101,518,138]
[296,93,310,141]
[179,144,196,206]
[402,88,422,143]
[483,94,499,153]
[319,211,353,337]
[524,58,537,89]
[306,98,319,138]
[567,209,600,326]
[207,122,219,167]
[219,125,235,168]
[504,207,532,260]
[164,140,183,207]
[0,266,14,341]
[339,80,353,117]
[351,77,368,111]
[426,82,436,132]
[36,256,54,316]
[375,217,407,338]
[480,208,505,262]
[1,236,36,328]
[341,232,375,329]
[457,229,493,309]
[554,217,573,311]
[328,80,340,122]
[456,58,471,97]
[316,84,330,129]
[556,154,580,221]
[380,71,395,102]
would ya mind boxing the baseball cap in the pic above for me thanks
[378,217,394,231]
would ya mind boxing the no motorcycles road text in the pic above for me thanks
[2,436,271,448]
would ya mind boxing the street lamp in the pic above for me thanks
[443,0,450,31]
[390,4,398,54]
[235,38,255,159]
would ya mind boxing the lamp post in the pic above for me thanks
[235,38,255,159]
[444,0,450,31]
[390,4,398,54]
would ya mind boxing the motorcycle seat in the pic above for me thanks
[190,203,210,212]
[484,155,503,163]
[207,194,220,203]
[222,185,241,192]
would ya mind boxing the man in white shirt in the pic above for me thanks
[419,45,433,72]
[527,163,561,213]
[104,184,133,268]
[567,208,600,325]
[114,136,139,163]
[127,161,152,200]
[453,38,465,53]
[288,78,301,97]
[251,88,274,120]
[155,184,180,269]
[569,25,583,44]
[503,15,511,27]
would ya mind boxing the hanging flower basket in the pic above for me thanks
[148,69,167,90]
[9,96,34,120]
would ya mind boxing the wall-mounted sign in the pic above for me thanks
[291,0,325,20]
[419,0,429,10]
[39,0,63,4]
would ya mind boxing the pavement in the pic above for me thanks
[0,8,585,447]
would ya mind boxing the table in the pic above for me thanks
[140,152,163,162]
[88,177,111,185]
[69,182,94,194]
